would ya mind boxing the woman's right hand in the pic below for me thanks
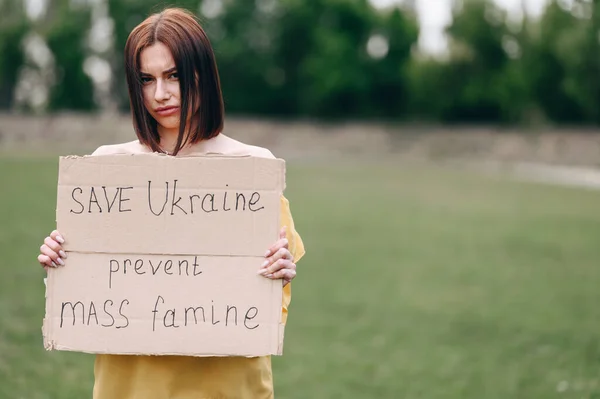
[38,230,67,271]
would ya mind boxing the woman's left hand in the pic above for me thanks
[258,227,296,286]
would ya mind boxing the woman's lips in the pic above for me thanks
[155,106,179,116]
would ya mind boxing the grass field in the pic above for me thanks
[2,155,600,398]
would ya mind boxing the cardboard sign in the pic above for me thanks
[42,154,286,357]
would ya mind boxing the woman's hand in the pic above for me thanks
[37,230,67,271]
[258,227,296,286]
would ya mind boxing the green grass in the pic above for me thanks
[2,156,600,398]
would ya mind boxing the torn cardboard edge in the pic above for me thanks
[62,152,262,159]
[57,153,286,191]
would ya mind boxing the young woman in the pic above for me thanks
[36,7,305,398]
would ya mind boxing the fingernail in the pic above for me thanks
[257,269,268,275]
[265,273,273,278]
[56,258,65,266]
[59,250,67,259]
[51,261,57,267]
[261,260,269,268]
[264,250,270,257]
[56,235,65,244]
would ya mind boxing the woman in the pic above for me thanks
[36,7,305,399]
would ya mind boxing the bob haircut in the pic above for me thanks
[124,8,224,155]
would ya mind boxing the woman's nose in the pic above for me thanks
[154,80,170,101]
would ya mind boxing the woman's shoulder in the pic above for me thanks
[214,134,276,159]
[89,136,278,158]
[90,140,148,156]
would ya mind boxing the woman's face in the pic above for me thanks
[139,42,181,132]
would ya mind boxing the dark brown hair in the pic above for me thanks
[124,7,224,155]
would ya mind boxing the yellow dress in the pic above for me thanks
[92,195,305,399]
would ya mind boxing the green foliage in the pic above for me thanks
[0,0,598,124]
[209,0,418,119]
[366,8,419,118]
[206,0,281,114]
[0,0,29,108]
[445,1,519,122]
[522,1,593,123]
[293,0,380,117]
[563,0,600,123]
[411,0,529,123]
[44,0,96,111]
[408,0,599,124]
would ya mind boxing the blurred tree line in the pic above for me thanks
[0,0,598,125]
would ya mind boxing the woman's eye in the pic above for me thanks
[141,76,153,84]
[169,72,179,80]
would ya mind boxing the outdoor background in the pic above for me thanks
[2,0,600,398]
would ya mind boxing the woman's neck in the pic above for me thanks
[157,126,185,154]
[156,126,222,156]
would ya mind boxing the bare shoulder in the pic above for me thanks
[217,134,276,159]
[90,140,147,156]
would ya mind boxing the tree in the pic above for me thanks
[44,0,96,110]
[433,0,528,123]
[207,0,419,119]
[0,0,29,109]
[366,6,419,118]
[565,0,600,123]
[522,1,585,123]
[205,0,282,115]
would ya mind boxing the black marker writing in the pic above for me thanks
[152,295,165,332]
[117,299,130,329]
[119,187,133,212]
[108,256,202,290]
[170,180,187,215]
[88,187,101,213]
[102,186,119,212]
[60,299,129,329]
[70,188,84,214]
[148,180,168,216]
[150,296,260,331]
[102,300,115,327]
[249,193,264,212]
[70,186,135,214]
[223,184,231,211]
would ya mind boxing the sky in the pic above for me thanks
[370,0,549,54]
